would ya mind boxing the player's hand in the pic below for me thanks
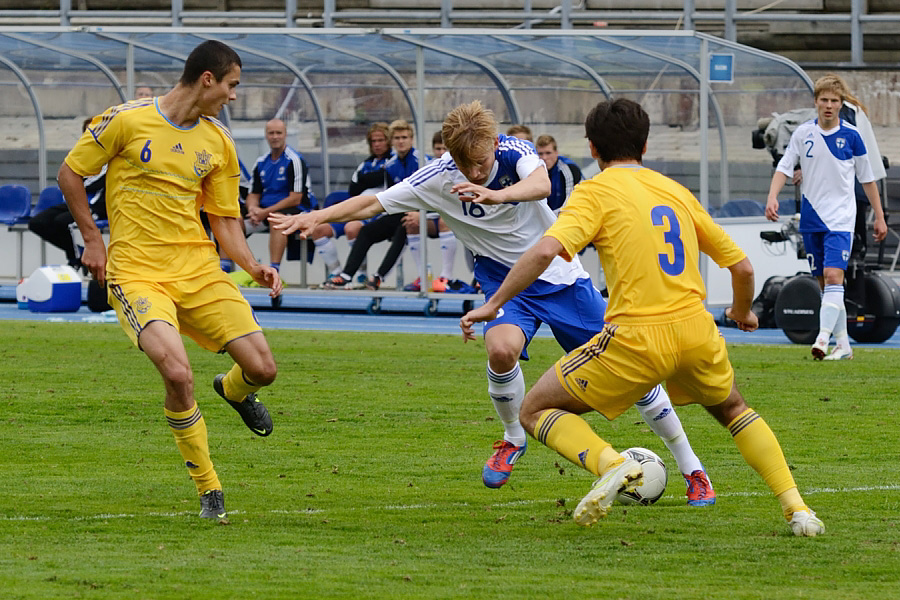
[247,205,265,225]
[764,197,780,222]
[81,239,108,286]
[268,212,317,238]
[873,216,888,242]
[400,212,421,228]
[251,264,283,298]
[459,304,500,342]
[452,182,502,205]
[725,307,759,332]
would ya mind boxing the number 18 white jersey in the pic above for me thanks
[376,134,589,288]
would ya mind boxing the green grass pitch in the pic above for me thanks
[1,321,898,599]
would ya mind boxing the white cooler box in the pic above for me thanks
[20,265,83,312]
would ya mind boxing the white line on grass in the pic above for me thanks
[2,484,898,522]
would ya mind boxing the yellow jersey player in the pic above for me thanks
[460,98,825,537]
[58,40,282,522]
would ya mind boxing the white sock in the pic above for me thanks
[407,234,422,276]
[487,362,526,446]
[314,237,341,274]
[833,302,850,349]
[439,231,457,280]
[818,285,844,342]
[635,385,703,475]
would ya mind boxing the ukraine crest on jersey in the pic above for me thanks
[64,98,241,283]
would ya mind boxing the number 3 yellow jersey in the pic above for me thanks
[544,164,746,321]
[64,98,241,283]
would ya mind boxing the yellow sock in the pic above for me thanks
[728,408,806,519]
[534,409,623,476]
[222,363,260,402]
[165,404,221,495]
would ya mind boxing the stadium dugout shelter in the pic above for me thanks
[0,27,814,308]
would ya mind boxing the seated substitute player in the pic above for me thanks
[402,130,461,292]
[323,119,424,290]
[28,117,107,270]
[765,73,887,361]
[245,118,340,277]
[536,134,583,214]
[461,98,824,535]
[58,40,281,522]
[331,122,395,284]
[270,100,716,505]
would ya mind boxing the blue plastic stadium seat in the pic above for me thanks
[0,184,31,225]
[714,199,766,218]
[34,186,65,214]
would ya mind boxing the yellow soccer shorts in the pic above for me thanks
[107,269,262,353]
[554,304,734,420]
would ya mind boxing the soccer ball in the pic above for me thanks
[616,447,668,506]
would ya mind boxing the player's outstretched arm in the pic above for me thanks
[58,162,108,284]
[724,257,758,332]
[269,194,383,237]
[460,235,562,342]
[208,213,282,297]
[452,166,551,206]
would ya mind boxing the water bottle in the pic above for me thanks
[426,263,433,292]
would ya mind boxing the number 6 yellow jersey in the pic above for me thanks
[64,98,241,283]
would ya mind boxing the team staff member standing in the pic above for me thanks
[766,74,887,361]
[58,40,281,521]
[462,98,824,536]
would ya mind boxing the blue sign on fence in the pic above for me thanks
[709,53,734,83]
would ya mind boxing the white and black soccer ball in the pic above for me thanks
[616,447,668,506]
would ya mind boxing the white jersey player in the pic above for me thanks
[766,74,886,361]
[271,101,717,505]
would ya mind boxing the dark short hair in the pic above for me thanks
[432,131,443,146]
[584,98,649,164]
[179,40,242,85]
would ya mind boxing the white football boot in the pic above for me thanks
[574,458,642,526]
[823,345,853,361]
[789,509,825,537]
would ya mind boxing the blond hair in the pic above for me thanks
[442,100,497,169]
[814,73,868,115]
[388,119,414,140]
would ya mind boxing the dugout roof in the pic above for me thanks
[0,27,812,207]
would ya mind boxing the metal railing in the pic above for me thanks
[0,1,897,65]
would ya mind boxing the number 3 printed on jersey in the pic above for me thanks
[651,205,685,276]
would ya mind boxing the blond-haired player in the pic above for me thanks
[766,74,887,361]
[59,40,281,521]
[272,101,716,505]
[462,98,824,535]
